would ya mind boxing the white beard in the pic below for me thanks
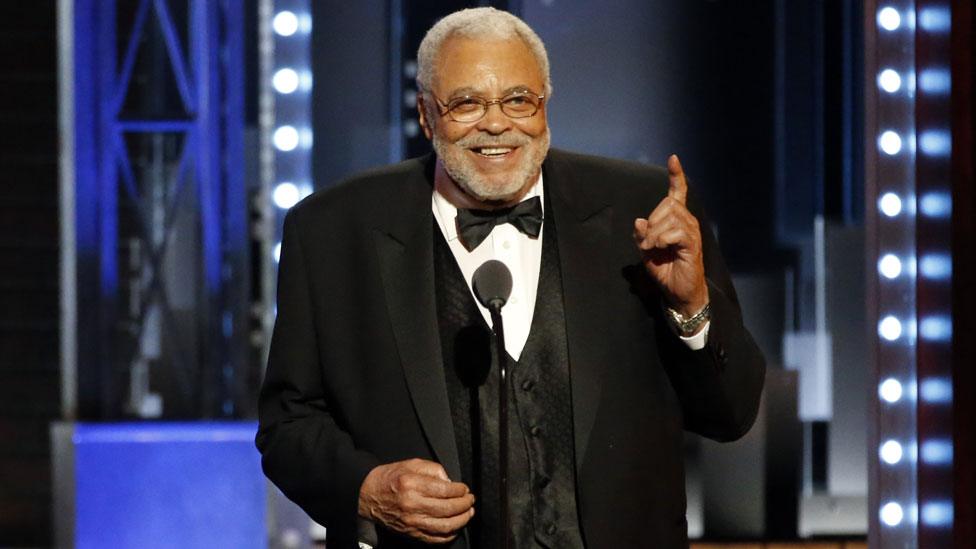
[432,127,550,202]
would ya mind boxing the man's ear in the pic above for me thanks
[417,93,433,141]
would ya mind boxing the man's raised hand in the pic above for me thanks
[632,154,709,316]
[358,458,475,544]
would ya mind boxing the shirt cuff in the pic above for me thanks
[679,320,710,351]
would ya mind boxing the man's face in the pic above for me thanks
[419,36,550,203]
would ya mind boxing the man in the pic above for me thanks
[257,7,764,548]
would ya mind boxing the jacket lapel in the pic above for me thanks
[373,156,463,482]
[545,151,614,473]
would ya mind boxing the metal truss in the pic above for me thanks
[69,0,248,419]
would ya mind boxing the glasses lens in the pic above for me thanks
[448,98,486,122]
[501,94,540,118]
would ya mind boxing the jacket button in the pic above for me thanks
[530,425,542,436]
[521,379,535,391]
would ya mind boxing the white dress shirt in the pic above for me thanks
[431,175,708,360]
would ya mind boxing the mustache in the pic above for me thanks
[454,133,533,149]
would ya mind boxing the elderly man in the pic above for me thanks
[257,7,764,549]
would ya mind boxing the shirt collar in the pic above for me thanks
[431,173,544,242]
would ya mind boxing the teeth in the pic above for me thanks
[476,147,513,156]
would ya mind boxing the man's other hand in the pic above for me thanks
[632,154,709,317]
[358,458,475,544]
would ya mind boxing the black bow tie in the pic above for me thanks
[455,196,543,251]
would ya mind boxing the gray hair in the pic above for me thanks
[416,7,552,98]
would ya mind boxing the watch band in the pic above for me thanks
[666,302,711,337]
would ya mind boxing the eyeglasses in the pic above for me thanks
[428,90,546,123]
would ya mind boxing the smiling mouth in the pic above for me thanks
[471,146,516,158]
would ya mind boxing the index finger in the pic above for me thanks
[667,154,688,205]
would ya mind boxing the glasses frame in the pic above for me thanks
[427,90,546,123]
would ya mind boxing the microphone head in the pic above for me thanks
[472,260,513,310]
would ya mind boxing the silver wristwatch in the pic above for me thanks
[666,303,711,337]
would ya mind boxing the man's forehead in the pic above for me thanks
[433,36,544,95]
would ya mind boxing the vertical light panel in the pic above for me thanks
[913,1,954,547]
[259,0,313,342]
[868,2,956,547]
[867,1,919,547]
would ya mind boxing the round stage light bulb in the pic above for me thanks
[878,69,902,93]
[921,501,953,527]
[919,316,952,342]
[879,193,902,217]
[919,191,952,218]
[273,11,299,36]
[273,68,300,94]
[880,502,904,526]
[879,378,903,403]
[880,131,902,155]
[878,254,902,279]
[878,7,901,31]
[273,126,299,151]
[880,440,903,464]
[879,316,903,341]
[919,253,951,280]
[273,182,301,209]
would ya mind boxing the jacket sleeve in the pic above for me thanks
[658,193,766,442]
[255,209,381,542]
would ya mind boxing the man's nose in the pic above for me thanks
[475,102,513,135]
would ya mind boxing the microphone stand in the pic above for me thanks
[487,300,509,549]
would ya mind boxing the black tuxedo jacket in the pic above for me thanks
[256,149,765,548]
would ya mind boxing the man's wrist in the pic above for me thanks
[666,302,711,337]
[358,465,382,520]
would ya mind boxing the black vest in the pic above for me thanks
[433,203,585,549]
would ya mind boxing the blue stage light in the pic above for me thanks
[918,7,950,33]
[919,253,951,280]
[919,315,951,342]
[918,68,951,94]
[919,191,951,218]
[919,377,952,404]
[920,439,952,465]
[918,130,951,157]
[921,501,953,527]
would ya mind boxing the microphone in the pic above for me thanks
[471,259,513,549]
[472,260,513,311]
